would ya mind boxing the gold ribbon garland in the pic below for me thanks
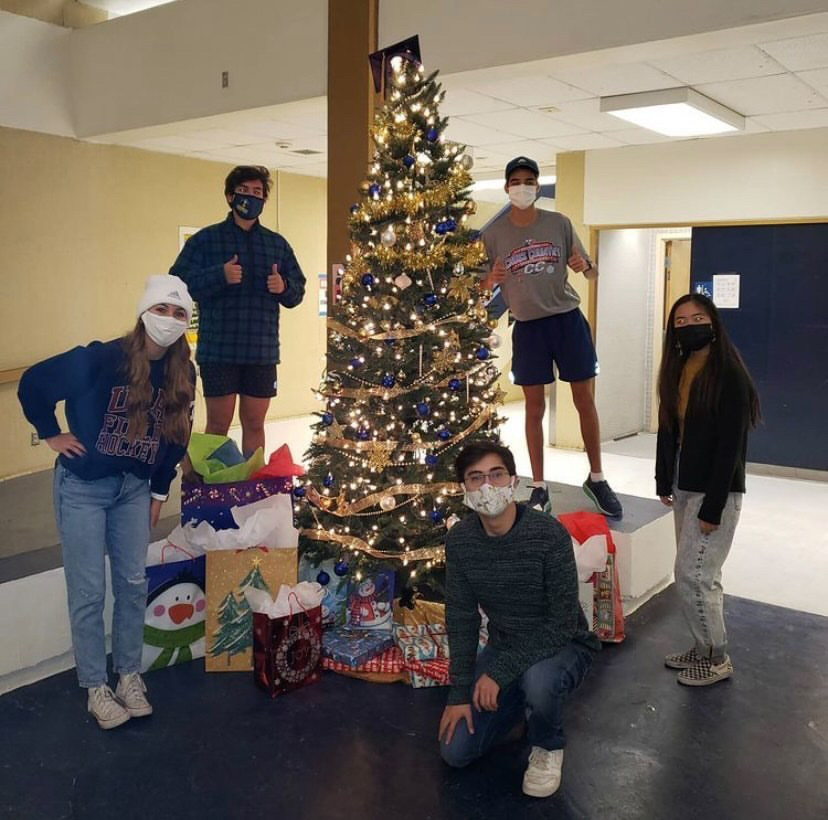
[300,527,446,564]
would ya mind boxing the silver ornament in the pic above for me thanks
[380,494,396,511]
[487,333,502,349]
[394,273,413,290]
[460,154,474,170]
[381,226,396,247]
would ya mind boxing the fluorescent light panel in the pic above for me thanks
[472,175,556,192]
[600,88,744,137]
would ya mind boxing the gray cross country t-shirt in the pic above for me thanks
[482,210,590,322]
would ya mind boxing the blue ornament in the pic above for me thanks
[430,509,444,523]
[350,204,359,214]
[475,347,490,361]
[381,374,396,388]
[425,453,439,466]
[361,273,375,288]
[316,570,331,586]
[468,230,481,240]
[445,218,457,232]
[416,402,430,417]
[334,560,349,577]
[357,429,371,441]
[402,154,415,168]
[434,222,448,236]
[292,486,307,498]
[423,293,438,307]
[350,357,363,369]
[448,378,461,391]
[427,128,439,142]
[383,338,396,347]
[323,473,335,488]
[438,429,452,442]
[368,183,381,197]
[322,412,334,426]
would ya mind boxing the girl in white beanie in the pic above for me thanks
[18,275,195,729]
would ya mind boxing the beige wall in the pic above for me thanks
[0,125,326,479]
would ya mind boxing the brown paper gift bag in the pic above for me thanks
[205,547,297,672]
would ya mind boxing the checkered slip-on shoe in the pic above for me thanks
[664,647,702,670]
[677,655,733,687]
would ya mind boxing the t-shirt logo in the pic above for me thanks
[505,241,561,276]
[95,386,165,463]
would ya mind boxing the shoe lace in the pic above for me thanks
[121,673,145,700]
[529,747,558,772]
[91,684,118,709]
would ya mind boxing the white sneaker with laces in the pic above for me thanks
[522,746,564,798]
[116,672,153,717]
[87,684,130,730]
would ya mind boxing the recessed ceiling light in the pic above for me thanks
[600,88,744,137]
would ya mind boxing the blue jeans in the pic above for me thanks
[441,641,593,768]
[54,463,150,688]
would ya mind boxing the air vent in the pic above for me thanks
[292,149,323,155]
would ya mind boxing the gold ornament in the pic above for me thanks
[432,347,457,372]
[447,274,477,302]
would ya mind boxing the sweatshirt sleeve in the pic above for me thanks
[445,534,482,705]
[274,241,306,309]
[486,524,583,690]
[17,345,100,440]
[699,369,750,525]
[655,425,677,497]
[169,231,227,302]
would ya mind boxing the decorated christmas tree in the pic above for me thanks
[296,54,504,596]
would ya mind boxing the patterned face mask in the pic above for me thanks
[463,480,515,517]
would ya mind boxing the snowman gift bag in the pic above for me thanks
[346,570,395,632]
[141,541,207,673]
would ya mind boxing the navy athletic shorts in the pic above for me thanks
[199,363,278,398]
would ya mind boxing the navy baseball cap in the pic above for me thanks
[504,156,540,180]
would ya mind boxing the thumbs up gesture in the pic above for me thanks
[224,254,243,284]
[267,263,286,294]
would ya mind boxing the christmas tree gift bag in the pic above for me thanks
[247,584,323,698]
[141,539,206,673]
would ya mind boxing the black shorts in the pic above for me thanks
[199,363,278,398]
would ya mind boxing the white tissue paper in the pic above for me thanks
[244,582,325,619]
[572,534,608,582]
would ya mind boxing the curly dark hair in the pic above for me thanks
[224,165,272,199]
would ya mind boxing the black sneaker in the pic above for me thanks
[677,655,733,687]
[527,485,550,512]
[582,477,623,519]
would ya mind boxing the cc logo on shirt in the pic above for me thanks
[522,261,553,275]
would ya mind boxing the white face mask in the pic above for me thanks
[507,184,537,210]
[141,311,188,348]
[463,480,515,518]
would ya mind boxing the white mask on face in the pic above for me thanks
[507,184,537,210]
[141,311,188,348]
[463,480,515,517]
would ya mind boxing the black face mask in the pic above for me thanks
[231,193,264,221]
[675,324,715,354]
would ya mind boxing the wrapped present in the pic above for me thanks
[322,645,405,678]
[182,476,293,531]
[392,597,445,628]
[346,569,394,631]
[393,623,451,688]
[322,627,395,668]
[248,584,324,698]
[299,557,349,627]
[141,540,206,673]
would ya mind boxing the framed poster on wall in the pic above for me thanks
[178,226,201,347]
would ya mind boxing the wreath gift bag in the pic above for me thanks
[249,586,323,698]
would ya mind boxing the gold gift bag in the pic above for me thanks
[205,547,297,672]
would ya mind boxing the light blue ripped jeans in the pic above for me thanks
[672,484,742,662]
[54,463,150,688]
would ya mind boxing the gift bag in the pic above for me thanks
[393,623,451,688]
[205,548,298,671]
[182,477,294,531]
[346,569,394,631]
[251,592,322,698]
[299,557,349,627]
[559,511,625,643]
[142,540,206,673]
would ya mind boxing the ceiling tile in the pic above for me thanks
[797,67,828,97]
[537,98,631,132]
[437,85,517,116]
[649,45,786,85]
[753,106,828,131]
[443,118,524,146]
[545,133,625,151]
[610,128,676,145]
[482,140,559,163]
[460,74,592,107]
[698,73,827,115]
[461,109,586,139]
[237,120,325,141]
[134,135,227,152]
[184,127,265,147]
[548,62,680,96]
[758,33,828,71]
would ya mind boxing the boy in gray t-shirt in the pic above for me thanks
[481,156,622,519]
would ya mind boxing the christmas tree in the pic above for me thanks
[296,55,504,596]
[210,559,271,664]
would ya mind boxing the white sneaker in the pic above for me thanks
[87,684,130,730]
[115,672,153,717]
[522,746,564,798]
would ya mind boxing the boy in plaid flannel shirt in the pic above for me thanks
[170,166,306,456]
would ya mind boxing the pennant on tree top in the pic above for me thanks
[369,35,422,96]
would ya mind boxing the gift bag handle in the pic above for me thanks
[160,542,197,563]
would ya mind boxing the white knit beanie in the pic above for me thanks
[136,274,194,321]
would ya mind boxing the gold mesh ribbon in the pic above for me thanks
[300,527,445,563]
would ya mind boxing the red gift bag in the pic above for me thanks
[252,594,322,698]
[559,511,626,644]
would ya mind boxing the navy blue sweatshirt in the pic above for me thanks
[18,340,193,498]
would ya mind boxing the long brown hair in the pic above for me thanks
[658,293,761,432]
[121,321,193,445]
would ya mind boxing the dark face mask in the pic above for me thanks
[231,193,264,220]
[675,323,715,354]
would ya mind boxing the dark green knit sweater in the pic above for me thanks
[445,504,600,705]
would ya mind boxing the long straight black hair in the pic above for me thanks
[658,293,761,432]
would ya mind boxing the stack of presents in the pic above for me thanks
[142,434,626,700]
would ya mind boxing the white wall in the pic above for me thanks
[0,11,73,136]
[69,0,327,137]
[379,0,828,76]
[595,229,652,439]
[585,127,828,226]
